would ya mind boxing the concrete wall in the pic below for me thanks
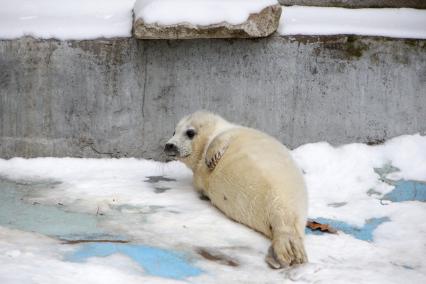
[0,36,425,159]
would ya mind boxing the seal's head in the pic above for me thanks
[164,111,230,170]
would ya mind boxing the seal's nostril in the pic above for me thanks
[164,143,178,154]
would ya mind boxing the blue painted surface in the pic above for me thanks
[382,180,426,202]
[67,243,202,280]
[0,179,116,240]
[306,217,390,241]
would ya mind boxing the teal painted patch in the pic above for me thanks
[67,243,202,280]
[374,164,426,202]
[306,217,390,241]
[0,178,118,241]
[382,180,426,202]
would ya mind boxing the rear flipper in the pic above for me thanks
[265,232,307,268]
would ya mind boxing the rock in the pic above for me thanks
[133,4,282,39]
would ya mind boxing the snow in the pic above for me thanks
[1,1,425,40]
[0,134,425,283]
[0,0,277,39]
[134,0,278,26]
[0,0,136,40]
[279,6,426,39]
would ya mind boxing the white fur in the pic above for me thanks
[167,111,308,267]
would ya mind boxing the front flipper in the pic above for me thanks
[205,130,233,171]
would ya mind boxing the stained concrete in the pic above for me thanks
[0,36,425,159]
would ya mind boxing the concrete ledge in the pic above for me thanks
[134,5,282,39]
[0,36,425,159]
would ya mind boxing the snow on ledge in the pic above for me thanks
[0,1,425,40]
[0,0,136,40]
[279,6,426,39]
[134,0,279,26]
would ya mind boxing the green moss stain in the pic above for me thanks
[311,36,369,60]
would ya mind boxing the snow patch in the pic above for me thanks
[279,6,426,39]
[134,0,278,26]
[1,1,425,40]
[292,133,426,225]
[0,0,135,40]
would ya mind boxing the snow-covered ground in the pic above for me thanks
[1,0,426,40]
[0,134,425,283]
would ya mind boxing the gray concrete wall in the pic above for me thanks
[0,36,425,159]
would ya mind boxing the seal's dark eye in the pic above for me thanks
[172,131,175,136]
[186,129,195,139]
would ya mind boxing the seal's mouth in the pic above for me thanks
[164,151,177,161]
[162,152,177,163]
[165,153,190,161]
[163,143,191,161]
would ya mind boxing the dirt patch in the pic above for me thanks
[196,248,239,267]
